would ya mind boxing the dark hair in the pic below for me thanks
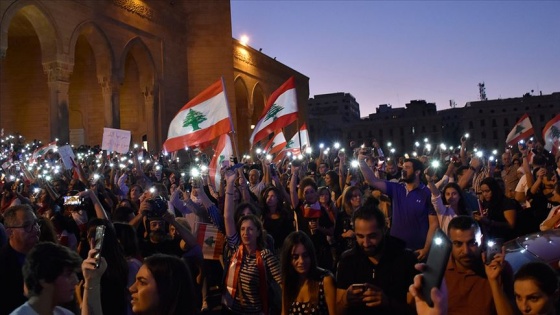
[298,176,318,200]
[342,186,362,214]
[325,170,339,186]
[260,186,289,219]
[236,214,266,250]
[352,203,387,232]
[280,231,327,312]
[514,262,559,296]
[441,182,467,215]
[404,158,424,173]
[448,215,481,235]
[23,242,82,296]
[480,177,505,206]
[234,202,261,223]
[113,222,140,258]
[143,254,196,315]
[86,219,129,314]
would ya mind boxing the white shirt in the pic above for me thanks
[10,302,73,315]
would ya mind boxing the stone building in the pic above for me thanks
[0,0,308,154]
[308,92,560,155]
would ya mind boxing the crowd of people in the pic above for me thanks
[0,132,559,315]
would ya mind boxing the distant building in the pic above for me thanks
[307,92,560,155]
[307,92,360,144]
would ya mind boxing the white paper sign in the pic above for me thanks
[57,145,76,170]
[102,128,131,154]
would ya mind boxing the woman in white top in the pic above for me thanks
[426,172,468,234]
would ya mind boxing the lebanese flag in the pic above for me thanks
[249,77,298,146]
[264,131,287,155]
[31,141,57,161]
[284,123,310,154]
[505,114,534,145]
[196,222,225,260]
[542,114,560,156]
[208,134,233,192]
[163,79,232,153]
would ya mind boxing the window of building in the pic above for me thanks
[469,121,473,129]
[504,118,508,125]
[492,119,497,127]
[493,130,498,140]
[482,131,486,139]
[480,120,485,127]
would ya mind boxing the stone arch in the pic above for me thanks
[0,1,60,62]
[118,37,158,147]
[251,82,266,126]
[234,76,250,153]
[68,21,114,82]
[0,1,62,141]
[67,22,114,145]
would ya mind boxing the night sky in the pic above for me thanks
[231,1,560,116]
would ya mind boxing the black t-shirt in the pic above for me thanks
[140,237,184,258]
[336,236,417,315]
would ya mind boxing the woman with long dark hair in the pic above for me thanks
[260,186,294,253]
[129,254,197,315]
[477,177,517,240]
[513,262,559,315]
[280,231,336,315]
[425,175,468,234]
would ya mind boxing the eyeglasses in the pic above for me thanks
[7,219,40,233]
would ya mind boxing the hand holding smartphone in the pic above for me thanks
[421,228,452,307]
[92,225,106,269]
[485,239,504,264]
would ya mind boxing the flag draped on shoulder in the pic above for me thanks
[505,113,534,145]
[250,77,298,146]
[163,79,231,153]
[543,114,560,156]
[264,131,287,155]
[209,134,233,192]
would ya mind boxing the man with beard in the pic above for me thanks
[445,216,514,315]
[336,204,417,315]
[139,198,195,258]
[0,204,40,314]
[359,155,438,260]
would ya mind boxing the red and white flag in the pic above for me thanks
[543,114,560,156]
[284,123,310,154]
[505,114,534,145]
[196,222,225,260]
[250,77,298,146]
[163,79,232,153]
[264,131,287,155]
[208,134,233,192]
[31,141,57,162]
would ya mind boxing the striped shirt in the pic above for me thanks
[226,233,282,314]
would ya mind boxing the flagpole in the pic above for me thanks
[221,76,241,161]
[297,119,302,154]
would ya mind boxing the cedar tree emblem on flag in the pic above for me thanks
[286,139,294,148]
[265,104,283,122]
[182,109,207,130]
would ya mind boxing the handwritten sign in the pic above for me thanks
[57,145,76,170]
[101,128,131,154]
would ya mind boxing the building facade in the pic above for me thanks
[0,0,308,154]
[307,92,360,145]
[308,92,560,155]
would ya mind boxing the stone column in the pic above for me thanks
[99,76,120,129]
[142,84,156,151]
[43,60,73,144]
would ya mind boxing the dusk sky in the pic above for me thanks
[230,1,560,116]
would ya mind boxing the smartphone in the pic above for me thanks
[351,283,367,293]
[421,228,452,307]
[92,225,106,268]
[485,238,503,264]
[63,195,81,206]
